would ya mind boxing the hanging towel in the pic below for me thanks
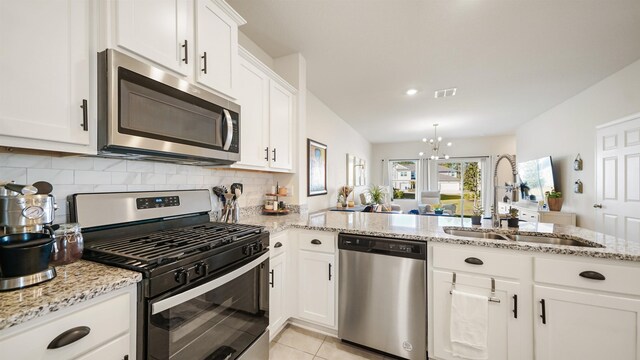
[450,290,489,360]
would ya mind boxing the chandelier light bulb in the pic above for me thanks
[430,155,435,160]
[447,142,452,147]
[419,151,424,156]
[422,138,427,142]
[438,136,442,142]
[445,155,450,159]
[429,139,434,144]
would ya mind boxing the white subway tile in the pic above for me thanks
[177,184,197,190]
[53,184,95,200]
[111,172,142,185]
[51,156,93,170]
[141,173,166,185]
[27,169,74,185]
[187,175,204,184]
[127,185,155,192]
[126,160,154,173]
[93,158,127,172]
[0,167,27,183]
[156,184,178,191]
[94,185,127,193]
[75,170,111,184]
[166,174,187,185]
[0,153,52,168]
[154,163,177,174]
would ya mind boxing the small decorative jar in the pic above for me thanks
[50,223,83,266]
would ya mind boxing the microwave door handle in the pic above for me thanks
[151,252,269,315]
[222,109,233,151]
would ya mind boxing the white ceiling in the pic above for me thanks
[227,0,640,144]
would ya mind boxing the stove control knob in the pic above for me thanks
[195,262,209,276]
[175,269,189,284]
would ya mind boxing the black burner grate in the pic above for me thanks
[84,223,261,265]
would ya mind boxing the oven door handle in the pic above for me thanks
[152,252,269,314]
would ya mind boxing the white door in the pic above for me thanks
[0,0,90,149]
[535,285,640,360]
[269,251,286,333]
[269,81,294,171]
[237,58,269,168]
[595,114,640,240]
[432,271,530,360]
[195,0,238,98]
[115,0,189,76]
[298,250,335,327]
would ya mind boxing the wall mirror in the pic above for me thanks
[347,154,366,186]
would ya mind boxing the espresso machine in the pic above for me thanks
[0,182,57,290]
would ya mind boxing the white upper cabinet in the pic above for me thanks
[0,0,91,153]
[235,47,296,172]
[115,0,190,76]
[195,0,242,99]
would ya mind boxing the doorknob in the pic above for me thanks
[593,204,603,208]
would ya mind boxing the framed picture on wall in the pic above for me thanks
[307,138,327,196]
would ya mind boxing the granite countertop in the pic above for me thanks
[243,211,640,262]
[0,260,141,330]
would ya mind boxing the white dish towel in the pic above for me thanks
[450,289,489,360]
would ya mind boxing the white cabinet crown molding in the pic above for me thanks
[238,45,298,95]
[211,0,247,25]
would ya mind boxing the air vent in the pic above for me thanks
[434,88,457,98]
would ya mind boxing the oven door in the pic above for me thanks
[147,252,269,360]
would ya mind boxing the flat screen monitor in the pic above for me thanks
[517,156,555,201]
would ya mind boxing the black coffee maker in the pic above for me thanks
[0,182,57,291]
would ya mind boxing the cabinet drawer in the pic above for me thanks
[433,246,527,278]
[0,291,131,360]
[535,257,640,296]
[519,210,539,222]
[75,334,130,360]
[298,232,335,253]
[270,231,289,257]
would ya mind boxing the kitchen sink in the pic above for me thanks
[443,229,510,240]
[504,234,600,247]
[443,228,600,248]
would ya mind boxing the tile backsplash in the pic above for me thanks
[0,153,276,223]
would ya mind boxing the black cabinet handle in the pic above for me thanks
[464,257,484,265]
[540,299,546,324]
[201,51,207,74]
[47,326,91,349]
[269,269,274,288]
[311,239,322,245]
[328,263,332,281]
[80,99,88,131]
[264,147,269,161]
[579,271,605,281]
[272,148,277,162]
[182,40,188,64]
[513,294,518,319]
[274,242,283,248]
[124,356,129,360]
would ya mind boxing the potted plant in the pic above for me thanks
[366,185,386,205]
[471,204,484,225]
[508,207,519,227]
[434,204,444,215]
[545,188,563,211]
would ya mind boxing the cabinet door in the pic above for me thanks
[268,81,294,171]
[432,270,530,360]
[535,285,640,360]
[0,0,90,149]
[236,58,269,168]
[269,252,287,334]
[116,0,189,75]
[194,0,238,98]
[74,334,130,360]
[298,250,335,327]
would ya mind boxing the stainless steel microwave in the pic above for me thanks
[97,49,240,165]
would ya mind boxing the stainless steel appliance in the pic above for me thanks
[0,182,57,290]
[70,190,269,360]
[338,233,427,360]
[97,49,241,166]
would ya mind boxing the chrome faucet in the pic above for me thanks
[492,154,517,228]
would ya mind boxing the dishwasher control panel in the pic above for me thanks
[338,234,427,260]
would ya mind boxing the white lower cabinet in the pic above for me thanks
[297,250,336,327]
[0,285,136,360]
[534,285,640,360]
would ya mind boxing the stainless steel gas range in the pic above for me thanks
[70,189,269,360]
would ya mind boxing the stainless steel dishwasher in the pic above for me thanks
[338,233,427,360]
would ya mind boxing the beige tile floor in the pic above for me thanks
[270,324,398,360]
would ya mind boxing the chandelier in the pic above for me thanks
[419,123,452,160]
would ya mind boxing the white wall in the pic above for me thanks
[306,91,372,212]
[516,58,640,229]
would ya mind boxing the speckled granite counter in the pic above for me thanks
[0,260,141,330]
[242,211,640,262]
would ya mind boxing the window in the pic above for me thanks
[390,160,418,199]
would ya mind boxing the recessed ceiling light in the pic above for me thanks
[406,89,418,96]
